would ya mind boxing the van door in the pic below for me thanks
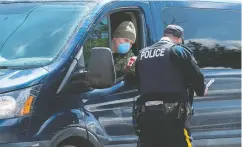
[79,1,155,145]
[153,0,241,144]
[149,1,171,41]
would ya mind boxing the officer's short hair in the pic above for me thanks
[164,25,184,39]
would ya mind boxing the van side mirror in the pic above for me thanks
[86,47,116,89]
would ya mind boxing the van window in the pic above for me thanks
[162,8,241,69]
[83,16,109,66]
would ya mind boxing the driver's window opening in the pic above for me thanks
[82,9,145,67]
[80,9,146,82]
[69,9,146,89]
[110,10,145,56]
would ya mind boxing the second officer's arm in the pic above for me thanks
[170,46,206,96]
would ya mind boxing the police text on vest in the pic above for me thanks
[140,48,165,60]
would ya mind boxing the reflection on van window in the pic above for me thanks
[83,16,109,66]
[162,7,241,69]
[0,2,95,67]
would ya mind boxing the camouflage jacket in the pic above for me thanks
[113,50,136,78]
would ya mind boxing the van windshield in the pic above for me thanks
[0,2,95,68]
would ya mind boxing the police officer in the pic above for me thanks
[134,25,208,147]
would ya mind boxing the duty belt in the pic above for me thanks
[141,101,183,118]
[136,101,193,119]
[132,100,194,136]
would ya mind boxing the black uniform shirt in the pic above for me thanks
[136,40,205,102]
[169,41,205,96]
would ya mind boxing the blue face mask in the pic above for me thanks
[117,42,131,54]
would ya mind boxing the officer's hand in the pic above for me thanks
[204,87,209,96]
[194,87,208,97]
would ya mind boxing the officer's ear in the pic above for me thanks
[178,37,183,44]
[181,37,185,44]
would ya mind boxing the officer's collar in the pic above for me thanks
[159,38,186,47]
[159,37,172,43]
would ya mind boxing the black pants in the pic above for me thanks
[137,110,193,147]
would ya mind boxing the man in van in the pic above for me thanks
[111,21,137,78]
[134,25,208,147]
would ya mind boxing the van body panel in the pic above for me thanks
[169,0,241,10]
[0,68,48,93]
[192,69,241,139]
[0,0,240,147]
[31,109,86,139]
[0,117,31,144]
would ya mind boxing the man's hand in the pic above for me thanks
[125,56,137,71]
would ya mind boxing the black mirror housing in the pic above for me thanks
[86,47,116,89]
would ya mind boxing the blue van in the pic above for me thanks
[0,0,241,147]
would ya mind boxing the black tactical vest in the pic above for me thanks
[136,41,188,100]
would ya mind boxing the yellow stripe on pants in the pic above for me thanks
[184,128,192,147]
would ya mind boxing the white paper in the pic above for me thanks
[206,79,215,88]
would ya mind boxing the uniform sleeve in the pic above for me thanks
[115,52,136,76]
[170,45,206,96]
